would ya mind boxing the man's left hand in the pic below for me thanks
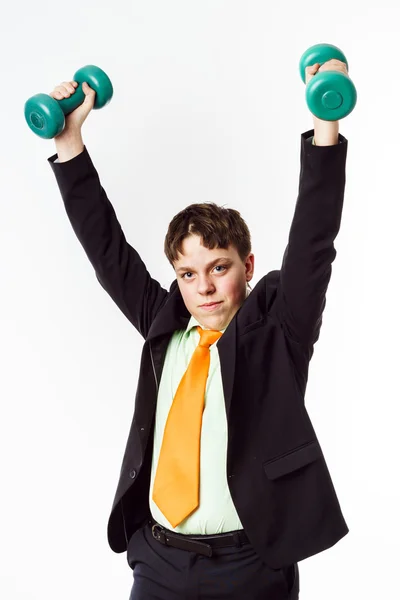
[305,59,348,86]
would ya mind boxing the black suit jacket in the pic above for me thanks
[48,129,349,569]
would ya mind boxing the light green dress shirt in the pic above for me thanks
[149,313,244,534]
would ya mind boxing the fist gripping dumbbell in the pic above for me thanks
[24,65,113,139]
[299,43,357,121]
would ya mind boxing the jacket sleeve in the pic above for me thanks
[274,129,348,348]
[48,147,168,339]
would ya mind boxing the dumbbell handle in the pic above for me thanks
[55,83,89,116]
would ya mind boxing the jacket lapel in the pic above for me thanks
[147,280,190,341]
[215,318,236,418]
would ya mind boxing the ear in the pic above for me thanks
[245,253,255,280]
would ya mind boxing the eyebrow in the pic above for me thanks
[176,257,233,274]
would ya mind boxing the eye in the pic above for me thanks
[180,265,227,280]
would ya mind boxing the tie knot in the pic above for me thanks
[196,326,223,347]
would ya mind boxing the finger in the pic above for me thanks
[61,81,76,94]
[326,59,348,70]
[305,64,319,78]
[319,64,348,74]
[82,81,95,95]
[53,83,74,98]
[49,86,67,99]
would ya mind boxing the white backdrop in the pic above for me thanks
[1,1,398,598]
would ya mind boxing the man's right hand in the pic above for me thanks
[50,80,96,139]
[50,80,96,161]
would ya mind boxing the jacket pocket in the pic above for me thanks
[263,440,322,480]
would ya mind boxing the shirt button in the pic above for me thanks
[129,469,137,479]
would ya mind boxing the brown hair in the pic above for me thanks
[164,202,252,269]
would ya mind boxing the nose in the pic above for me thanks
[197,275,215,295]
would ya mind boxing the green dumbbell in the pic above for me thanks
[24,65,113,139]
[299,43,357,121]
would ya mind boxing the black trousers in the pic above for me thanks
[127,520,299,599]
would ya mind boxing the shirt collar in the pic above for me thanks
[185,314,227,334]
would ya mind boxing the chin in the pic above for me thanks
[205,316,228,330]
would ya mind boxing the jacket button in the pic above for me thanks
[129,469,137,479]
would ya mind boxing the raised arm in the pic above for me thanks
[274,128,348,349]
[48,132,168,339]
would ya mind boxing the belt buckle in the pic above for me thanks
[151,523,166,544]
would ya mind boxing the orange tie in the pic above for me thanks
[152,325,223,527]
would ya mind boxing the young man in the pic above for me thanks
[48,60,349,599]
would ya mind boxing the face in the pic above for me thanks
[173,234,254,331]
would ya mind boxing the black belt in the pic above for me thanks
[149,518,249,557]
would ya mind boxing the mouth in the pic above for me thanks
[199,301,223,311]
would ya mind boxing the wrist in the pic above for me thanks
[312,117,339,146]
[54,129,84,162]
[55,128,83,144]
